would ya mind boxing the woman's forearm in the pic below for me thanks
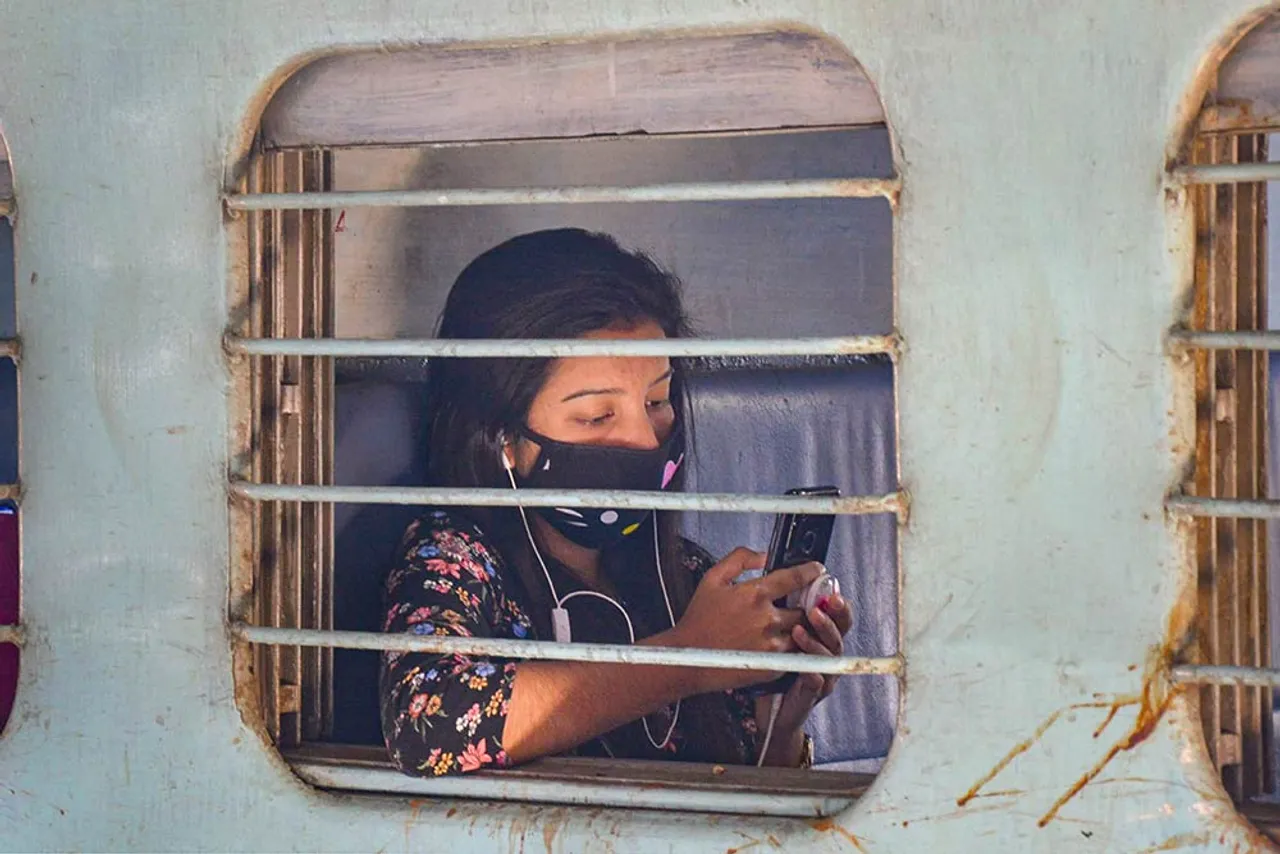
[501,632,707,763]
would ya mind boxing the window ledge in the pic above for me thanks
[284,744,871,818]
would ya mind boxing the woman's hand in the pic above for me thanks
[759,592,854,766]
[658,548,823,693]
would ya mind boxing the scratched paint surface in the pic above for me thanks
[0,1,1273,851]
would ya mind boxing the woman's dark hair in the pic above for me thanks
[426,228,742,763]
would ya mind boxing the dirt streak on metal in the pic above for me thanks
[957,605,1193,827]
[808,818,869,852]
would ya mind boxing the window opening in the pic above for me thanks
[228,33,902,815]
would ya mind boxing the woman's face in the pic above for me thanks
[515,319,675,474]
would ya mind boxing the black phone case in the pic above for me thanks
[750,486,840,699]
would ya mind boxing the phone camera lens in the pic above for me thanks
[800,530,818,555]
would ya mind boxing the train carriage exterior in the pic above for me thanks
[2,2,1280,851]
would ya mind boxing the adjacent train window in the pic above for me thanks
[0,146,19,736]
[1172,8,1280,843]
[228,32,902,814]
[1180,130,1272,800]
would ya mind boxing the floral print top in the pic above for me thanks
[379,510,761,777]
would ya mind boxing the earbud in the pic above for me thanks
[497,432,515,472]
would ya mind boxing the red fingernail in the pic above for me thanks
[817,596,831,612]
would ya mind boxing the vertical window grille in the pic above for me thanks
[246,150,335,748]
[1185,131,1273,803]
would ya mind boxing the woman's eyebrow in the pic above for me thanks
[560,387,621,403]
[649,368,674,387]
[559,368,673,403]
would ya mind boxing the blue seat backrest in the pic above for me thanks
[681,361,898,767]
[331,380,427,744]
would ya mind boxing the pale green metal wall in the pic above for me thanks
[0,1,1270,850]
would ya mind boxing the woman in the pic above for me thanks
[380,228,853,775]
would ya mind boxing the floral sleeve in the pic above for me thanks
[379,513,532,777]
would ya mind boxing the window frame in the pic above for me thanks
[225,33,905,817]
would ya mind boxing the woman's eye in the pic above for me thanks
[646,398,672,411]
[578,412,613,426]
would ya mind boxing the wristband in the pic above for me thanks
[798,734,814,769]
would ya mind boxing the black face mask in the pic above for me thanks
[514,424,685,549]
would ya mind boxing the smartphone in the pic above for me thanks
[764,486,839,605]
[750,486,839,697]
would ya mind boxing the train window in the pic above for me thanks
[0,146,19,737]
[1171,8,1280,842]
[227,31,903,815]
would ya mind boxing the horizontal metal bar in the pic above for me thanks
[1166,495,1280,520]
[1171,161,1280,185]
[271,123,879,153]
[232,625,904,677]
[0,624,24,646]
[226,334,899,359]
[1171,664,1280,688]
[231,481,906,517]
[289,760,854,818]
[225,178,901,212]
[1169,329,1280,352]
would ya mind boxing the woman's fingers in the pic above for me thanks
[796,672,824,698]
[756,562,823,600]
[781,670,823,715]
[823,594,853,637]
[792,624,833,657]
[703,547,766,586]
[793,623,842,703]
[771,607,806,636]
[807,606,845,656]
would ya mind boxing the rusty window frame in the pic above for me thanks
[242,149,336,749]
[1185,129,1274,804]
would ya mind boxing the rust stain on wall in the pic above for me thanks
[1037,656,1176,827]
[956,699,1130,808]
[959,621,1191,828]
[540,807,567,852]
[1136,831,1211,853]
[808,818,869,852]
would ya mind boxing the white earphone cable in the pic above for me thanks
[642,519,680,751]
[505,463,562,604]
[756,694,783,767]
[503,441,679,751]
